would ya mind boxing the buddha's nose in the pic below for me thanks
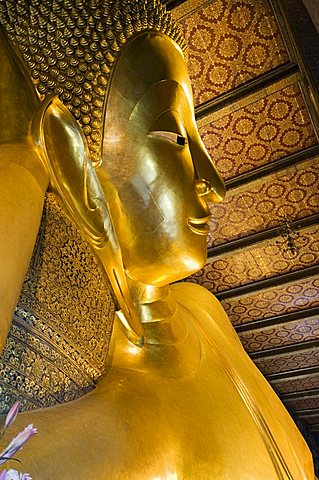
[195,177,225,203]
[191,135,226,204]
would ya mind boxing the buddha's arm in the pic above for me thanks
[0,30,49,351]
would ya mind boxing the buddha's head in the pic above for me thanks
[0,0,225,296]
[96,32,225,286]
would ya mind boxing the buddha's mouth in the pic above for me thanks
[188,216,211,235]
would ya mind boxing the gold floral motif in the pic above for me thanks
[177,0,289,105]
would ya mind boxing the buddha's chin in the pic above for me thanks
[124,246,207,287]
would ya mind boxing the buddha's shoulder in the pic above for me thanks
[171,281,218,302]
[170,282,242,347]
[170,281,225,317]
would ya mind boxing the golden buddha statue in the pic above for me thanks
[0,0,315,478]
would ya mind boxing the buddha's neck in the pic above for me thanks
[109,278,199,378]
[126,277,187,345]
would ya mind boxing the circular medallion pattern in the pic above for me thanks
[180,0,289,105]
[228,2,255,32]
[200,84,317,180]
[192,225,319,294]
[207,157,319,248]
[239,316,319,353]
[217,33,243,59]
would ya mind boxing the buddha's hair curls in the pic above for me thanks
[0,0,185,164]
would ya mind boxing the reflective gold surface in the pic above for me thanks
[0,0,315,478]
[100,33,225,286]
[5,285,314,478]
[38,95,143,342]
[0,29,49,352]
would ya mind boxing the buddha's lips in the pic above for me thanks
[188,216,211,235]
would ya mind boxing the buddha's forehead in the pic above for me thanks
[129,80,192,129]
[103,32,191,132]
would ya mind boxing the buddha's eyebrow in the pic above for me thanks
[129,79,188,126]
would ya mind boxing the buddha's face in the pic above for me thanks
[97,33,225,286]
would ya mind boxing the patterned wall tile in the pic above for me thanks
[238,315,319,352]
[287,396,319,411]
[254,347,319,374]
[171,0,207,20]
[271,373,319,393]
[178,0,289,106]
[221,276,319,326]
[199,82,317,180]
[0,194,115,413]
[208,157,319,247]
[189,225,319,293]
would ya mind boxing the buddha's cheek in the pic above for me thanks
[118,217,207,286]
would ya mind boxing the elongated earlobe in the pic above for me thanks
[34,96,144,343]
[34,96,108,247]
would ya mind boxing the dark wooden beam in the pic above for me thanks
[225,145,319,190]
[302,0,319,31]
[308,424,319,432]
[295,408,319,417]
[215,265,319,301]
[272,0,319,130]
[161,0,187,9]
[281,389,319,402]
[195,63,299,119]
[235,307,319,333]
[208,213,319,259]
[249,338,319,360]
[266,365,319,382]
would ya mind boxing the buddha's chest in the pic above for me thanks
[100,348,291,479]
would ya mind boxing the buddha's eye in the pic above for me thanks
[149,130,188,146]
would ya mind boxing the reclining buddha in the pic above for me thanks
[0,0,314,478]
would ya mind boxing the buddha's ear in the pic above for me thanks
[33,96,109,248]
[33,96,144,343]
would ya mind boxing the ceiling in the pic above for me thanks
[164,0,319,467]
[0,0,318,472]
